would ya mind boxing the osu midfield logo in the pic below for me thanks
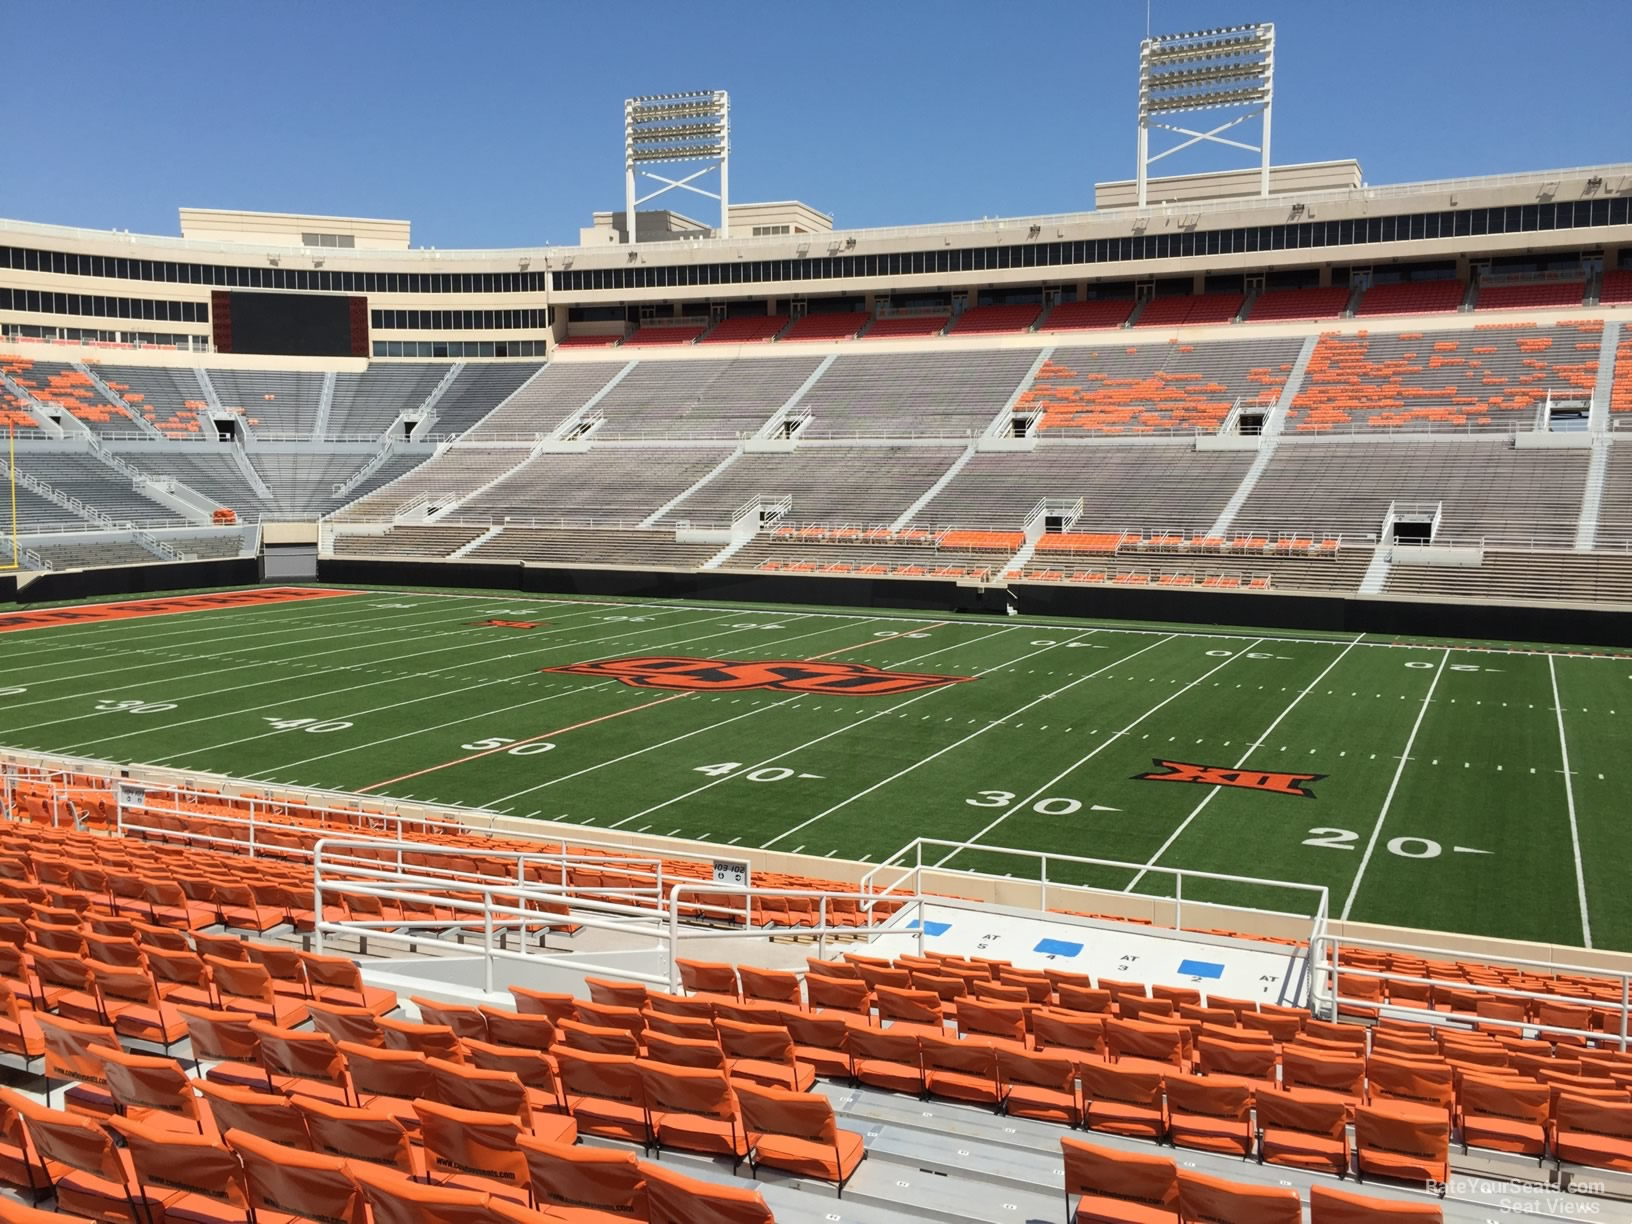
[1137,758,1325,799]
[545,655,971,697]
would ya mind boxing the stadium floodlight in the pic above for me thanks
[624,91,730,243]
[1136,23,1274,207]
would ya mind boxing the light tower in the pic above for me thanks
[1135,24,1275,207]
[624,90,731,243]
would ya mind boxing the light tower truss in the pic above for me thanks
[624,91,730,243]
[1136,24,1274,207]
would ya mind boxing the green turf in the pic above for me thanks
[0,586,1627,951]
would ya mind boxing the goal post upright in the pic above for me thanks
[624,90,731,243]
[1136,23,1275,207]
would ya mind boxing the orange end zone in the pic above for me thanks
[0,586,359,634]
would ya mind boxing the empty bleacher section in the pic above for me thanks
[914,444,1256,532]
[1233,440,1589,546]
[1009,538,1373,594]
[1386,551,1632,607]
[779,311,868,342]
[465,527,723,568]
[862,313,949,340]
[1133,291,1243,328]
[1356,279,1467,317]
[623,322,707,346]
[462,363,627,440]
[700,315,789,344]
[330,524,491,557]
[1287,321,1603,432]
[459,447,735,524]
[1593,444,1632,548]
[589,357,824,439]
[946,304,1040,335]
[659,446,963,527]
[1476,278,1587,312]
[0,356,137,434]
[1038,299,1134,331]
[94,364,210,437]
[21,453,177,523]
[422,363,542,435]
[1247,286,1352,322]
[333,449,524,520]
[0,479,89,530]
[1019,338,1298,435]
[251,453,393,517]
[1602,270,1632,305]
[327,363,448,436]
[207,368,326,435]
[124,450,275,516]
[799,350,1037,436]
[725,534,1011,581]
[24,535,166,568]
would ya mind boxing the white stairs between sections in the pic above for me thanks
[639,448,744,528]
[889,444,976,532]
[1204,333,1318,539]
[449,525,504,559]
[312,372,337,440]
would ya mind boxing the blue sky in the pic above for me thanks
[6,1,1628,249]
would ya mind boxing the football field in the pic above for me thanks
[0,585,1627,951]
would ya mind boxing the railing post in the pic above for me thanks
[1039,855,1048,915]
[313,852,327,957]
[247,797,257,857]
[1174,872,1183,934]
[1622,974,1629,1053]
[667,886,682,994]
[818,895,828,964]
[482,888,495,995]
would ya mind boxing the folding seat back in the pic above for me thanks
[996,1046,1079,1125]
[225,1127,366,1224]
[644,1029,726,1070]
[1369,1053,1455,1111]
[1242,1010,1303,1042]
[81,934,144,969]
[428,1056,531,1124]
[1106,1017,1187,1068]
[27,924,85,956]
[104,1114,249,1217]
[380,1016,466,1061]
[34,1012,119,1089]
[461,1039,566,1110]
[553,1047,648,1144]
[873,985,944,1029]
[6,1089,139,1216]
[955,997,1026,1045]
[205,956,291,1018]
[1030,1007,1105,1059]
[1551,1093,1632,1171]
[1255,1088,1350,1176]
[971,980,1029,1003]
[804,973,871,1015]
[1355,1101,1450,1185]
[508,986,579,1024]
[1177,1168,1301,1224]
[249,1021,346,1096]
[294,1097,417,1174]
[1052,983,1114,1014]
[1165,1075,1252,1155]
[1198,1036,1278,1082]
[1372,1029,1440,1060]
[734,1080,863,1189]
[642,1010,715,1042]
[640,1159,773,1224]
[714,1018,806,1090]
[675,958,738,998]
[806,957,860,980]
[306,1001,383,1048]
[636,1060,746,1158]
[1309,1183,1445,1222]
[575,1000,646,1038]
[845,1024,923,1096]
[920,1032,1000,1104]
[339,1041,435,1103]
[558,1017,642,1057]
[143,947,213,1000]
[906,971,968,1003]
[479,1007,556,1052]
[192,932,248,962]
[413,996,489,1042]
[1121,995,1176,1022]
[194,1079,312,1150]
[89,1043,202,1129]
[1456,1074,1548,1155]
[1283,1046,1365,1099]
[413,1098,529,1191]
[1079,1059,1163,1108]
[516,1134,647,1219]
[295,951,395,1016]
[783,1011,851,1080]
[585,977,650,1010]
[1303,1018,1367,1051]
[736,966,801,1006]
[27,944,95,1012]
[1060,1135,1177,1220]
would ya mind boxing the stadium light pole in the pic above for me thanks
[624,91,731,243]
[1136,24,1274,207]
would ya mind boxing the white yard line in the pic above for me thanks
[604,625,1051,831]
[262,614,845,782]
[760,632,1174,851]
[1122,633,1366,893]
[1547,655,1593,948]
[126,609,836,764]
[0,599,544,709]
[1339,648,1450,921]
[931,639,1265,866]
[54,608,741,754]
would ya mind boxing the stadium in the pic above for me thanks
[0,9,1631,1222]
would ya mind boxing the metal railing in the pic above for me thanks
[1310,933,1632,1050]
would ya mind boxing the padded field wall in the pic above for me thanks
[2,558,257,605]
[316,558,1632,649]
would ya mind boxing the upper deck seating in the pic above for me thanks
[1476,280,1586,312]
[623,324,707,347]
[207,370,325,435]
[779,312,868,342]
[462,363,627,440]
[1037,300,1133,332]
[1599,270,1632,306]
[946,305,1040,335]
[798,350,1037,436]
[424,364,543,435]
[700,316,789,344]
[588,357,822,440]
[1134,293,1244,328]
[327,363,446,437]
[1247,287,1352,323]
[1355,280,1466,317]
[863,314,949,340]
[0,358,137,435]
